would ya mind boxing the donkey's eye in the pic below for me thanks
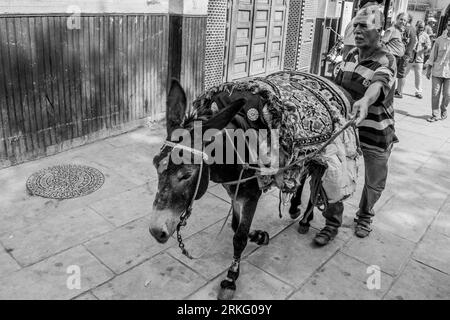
[178,171,192,181]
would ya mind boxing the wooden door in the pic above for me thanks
[226,0,288,81]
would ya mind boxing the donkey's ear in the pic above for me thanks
[166,79,187,138]
[202,98,246,132]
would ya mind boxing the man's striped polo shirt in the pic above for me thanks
[335,47,399,151]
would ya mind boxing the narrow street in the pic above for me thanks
[1,71,449,300]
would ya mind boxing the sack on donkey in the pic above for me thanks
[320,126,360,204]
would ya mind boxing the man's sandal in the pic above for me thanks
[313,226,337,246]
[355,221,372,238]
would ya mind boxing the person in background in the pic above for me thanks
[403,20,431,99]
[342,0,384,58]
[381,13,407,98]
[425,20,450,122]
[424,18,437,64]
[395,14,417,98]
[314,6,398,245]
[424,18,436,40]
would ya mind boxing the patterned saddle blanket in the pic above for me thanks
[193,71,360,201]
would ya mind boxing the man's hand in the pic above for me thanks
[426,65,432,80]
[352,97,370,126]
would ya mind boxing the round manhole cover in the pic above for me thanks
[26,164,105,199]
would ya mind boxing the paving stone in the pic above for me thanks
[0,157,137,234]
[80,139,163,185]
[388,129,445,174]
[0,207,114,266]
[168,191,296,280]
[167,220,257,280]
[246,224,343,288]
[106,126,166,148]
[418,143,450,184]
[0,247,21,278]
[387,171,447,215]
[290,252,393,300]
[374,195,438,243]
[74,291,98,300]
[342,228,415,276]
[85,217,176,274]
[384,260,450,300]
[415,166,450,192]
[93,253,206,300]
[413,231,450,275]
[177,192,236,238]
[251,193,297,238]
[207,184,231,203]
[430,201,450,237]
[0,246,113,300]
[89,184,156,227]
[188,261,294,300]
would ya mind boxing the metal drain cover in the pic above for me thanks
[26,164,105,199]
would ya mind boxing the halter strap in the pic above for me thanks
[163,140,209,162]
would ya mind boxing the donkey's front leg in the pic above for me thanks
[218,185,261,300]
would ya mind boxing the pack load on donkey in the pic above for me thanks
[191,71,361,208]
[150,70,361,300]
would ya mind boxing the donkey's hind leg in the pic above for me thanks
[219,181,262,300]
[289,174,308,219]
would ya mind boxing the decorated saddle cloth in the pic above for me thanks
[193,71,360,203]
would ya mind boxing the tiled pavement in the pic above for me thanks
[1,72,450,300]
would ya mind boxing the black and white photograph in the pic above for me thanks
[0,0,450,304]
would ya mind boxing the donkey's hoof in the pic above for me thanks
[218,280,236,300]
[218,288,235,300]
[298,222,310,234]
[289,208,301,219]
[249,230,270,245]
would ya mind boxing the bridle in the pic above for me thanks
[159,140,210,258]
[159,132,248,260]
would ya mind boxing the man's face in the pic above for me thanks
[353,22,380,49]
[396,14,407,28]
[417,25,425,33]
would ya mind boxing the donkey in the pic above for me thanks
[149,73,354,299]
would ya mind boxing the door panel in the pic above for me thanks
[226,0,288,81]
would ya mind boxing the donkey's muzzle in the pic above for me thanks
[149,225,170,243]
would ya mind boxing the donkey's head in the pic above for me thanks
[149,80,246,243]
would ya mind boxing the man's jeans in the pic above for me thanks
[322,145,393,229]
[405,62,423,94]
[431,76,450,117]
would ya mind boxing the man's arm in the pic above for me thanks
[424,34,432,51]
[352,82,384,125]
[425,40,438,79]
[405,27,417,58]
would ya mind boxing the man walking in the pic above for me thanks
[425,20,450,122]
[395,14,418,98]
[403,21,431,99]
[314,5,398,245]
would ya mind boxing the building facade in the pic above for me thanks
[1,0,410,167]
